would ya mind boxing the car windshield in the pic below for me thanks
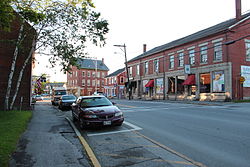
[55,91,66,95]
[62,95,76,100]
[80,97,112,108]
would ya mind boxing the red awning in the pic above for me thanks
[182,75,196,85]
[145,80,154,87]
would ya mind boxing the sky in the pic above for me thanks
[33,0,250,82]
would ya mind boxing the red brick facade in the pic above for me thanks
[104,69,126,98]
[127,12,250,101]
[0,15,35,110]
[67,63,108,96]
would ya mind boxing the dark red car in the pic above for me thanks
[71,96,124,128]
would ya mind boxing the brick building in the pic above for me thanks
[104,68,126,98]
[67,58,109,96]
[127,0,250,101]
[0,14,36,110]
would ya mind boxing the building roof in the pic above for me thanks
[128,12,250,63]
[78,59,109,71]
[106,68,125,78]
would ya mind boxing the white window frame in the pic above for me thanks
[82,71,85,77]
[136,64,140,76]
[82,79,85,86]
[169,55,174,69]
[200,46,208,63]
[189,50,195,65]
[245,39,250,61]
[214,42,222,61]
[144,62,148,74]
[154,59,159,72]
[178,53,184,67]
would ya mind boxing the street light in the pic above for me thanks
[113,44,131,100]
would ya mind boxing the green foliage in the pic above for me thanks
[0,0,15,31]
[0,110,32,167]
[1,0,109,72]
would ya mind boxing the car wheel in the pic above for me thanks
[79,118,85,129]
[72,111,77,122]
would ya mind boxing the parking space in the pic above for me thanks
[84,125,199,167]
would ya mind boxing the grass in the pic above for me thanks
[233,99,250,103]
[0,110,32,167]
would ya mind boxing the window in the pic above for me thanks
[136,64,140,76]
[97,72,100,78]
[144,62,148,74]
[102,72,105,78]
[87,71,90,77]
[92,80,96,87]
[200,46,208,63]
[169,55,174,69]
[189,50,195,65]
[200,73,211,93]
[82,80,85,86]
[178,53,184,67]
[97,80,100,87]
[75,71,78,77]
[87,80,90,86]
[214,42,222,61]
[246,40,250,61]
[120,77,124,83]
[82,71,85,77]
[154,59,159,72]
[129,67,132,77]
[92,72,96,77]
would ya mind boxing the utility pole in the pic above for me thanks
[114,44,131,100]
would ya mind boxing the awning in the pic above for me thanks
[182,75,196,85]
[145,80,154,87]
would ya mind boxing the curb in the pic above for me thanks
[65,117,101,167]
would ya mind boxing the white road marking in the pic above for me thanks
[87,121,142,137]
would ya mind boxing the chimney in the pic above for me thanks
[102,58,104,63]
[236,0,241,21]
[143,44,147,53]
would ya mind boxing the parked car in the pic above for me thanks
[72,95,124,128]
[35,95,43,101]
[58,95,77,110]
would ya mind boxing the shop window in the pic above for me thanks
[212,71,225,92]
[200,46,208,63]
[189,50,195,65]
[177,76,185,94]
[214,42,222,61]
[200,73,211,93]
[168,77,175,94]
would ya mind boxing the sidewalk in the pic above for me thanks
[9,102,90,167]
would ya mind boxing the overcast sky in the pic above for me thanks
[33,0,250,82]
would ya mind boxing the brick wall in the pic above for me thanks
[0,15,35,110]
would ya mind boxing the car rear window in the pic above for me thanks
[62,96,76,100]
[80,97,112,108]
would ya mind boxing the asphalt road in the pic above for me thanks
[111,100,250,167]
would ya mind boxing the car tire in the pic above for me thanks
[72,111,77,122]
[79,118,85,129]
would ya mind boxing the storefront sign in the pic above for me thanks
[212,71,225,92]
[156,78,164,94]
[241,66,250,87]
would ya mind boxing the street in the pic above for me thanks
[79,100,250,167]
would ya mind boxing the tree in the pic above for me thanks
[1,0,109,110]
